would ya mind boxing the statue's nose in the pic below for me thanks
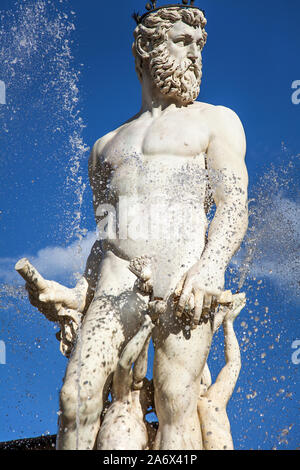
[187,43,200,62]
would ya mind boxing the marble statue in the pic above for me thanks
[16,2,248,450]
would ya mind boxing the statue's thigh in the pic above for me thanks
[153,320,213,386]
[64,289,147,389]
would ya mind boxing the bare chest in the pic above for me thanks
[99,111,209,199]
[104,110,209,163]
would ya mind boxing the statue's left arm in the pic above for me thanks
[176,106,248,327]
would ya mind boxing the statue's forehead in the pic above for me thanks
[167,21,203,40]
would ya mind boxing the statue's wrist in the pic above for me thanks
[199,250,228,273]
[223,319,234,330]
[72,278,89,312]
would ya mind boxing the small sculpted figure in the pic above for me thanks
[197,294,246,450]
[97,313,155,450]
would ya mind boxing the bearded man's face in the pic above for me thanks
[149,21,204,104]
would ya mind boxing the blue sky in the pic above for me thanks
[0,0,299,449]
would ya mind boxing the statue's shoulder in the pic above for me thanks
[211,105,244,129]
[90,113,141,160]
[89,113,141,174]
[88,131,114,177]
[194,101,243,123]
[91,131,116,159]
[196,102,245,142]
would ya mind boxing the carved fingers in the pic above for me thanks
[174,275,186,299]
[174,274,224,329]
[129,255,152,280]
[129,255,154,296]
[26,278,85,318]
[56,308,83,358]
[148,299,167,324]
[175,286,205,329]
[193,290,204,329]
[175,281,191,318]
[25,282,61,322]
[135,278,153,295]
[224,293,246,323]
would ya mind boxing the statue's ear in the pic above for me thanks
[135,35,150,59]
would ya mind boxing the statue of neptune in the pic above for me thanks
[20,3,248,450]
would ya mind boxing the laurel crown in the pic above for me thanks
[132,1,205,25]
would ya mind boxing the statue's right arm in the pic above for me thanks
[79,133,119,311]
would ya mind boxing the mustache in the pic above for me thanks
[184,60,202,78]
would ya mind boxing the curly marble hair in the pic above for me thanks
[132,7,207,82]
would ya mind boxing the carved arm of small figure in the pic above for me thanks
[15,258,83,357]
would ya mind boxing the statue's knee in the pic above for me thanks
[79,385,102,418]
[60,382,78,421]
[60,381,102,423]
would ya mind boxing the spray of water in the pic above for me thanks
[0,0,89,447]
[235,153,300,296]
[0,0,88,247]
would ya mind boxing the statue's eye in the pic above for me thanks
[174,36,192,47]
[174,38,185,46]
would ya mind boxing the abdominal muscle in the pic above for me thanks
[102,203,207,299]
[100,152,209,299]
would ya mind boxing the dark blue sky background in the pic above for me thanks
[0,0,299,449]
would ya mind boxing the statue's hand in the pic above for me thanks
[129,256,153,296]
[148,299,167,324]
[26,279,86,322]
[174,262,225,329]
[225,293,246,323]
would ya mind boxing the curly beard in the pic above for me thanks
[149,43,202,104]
